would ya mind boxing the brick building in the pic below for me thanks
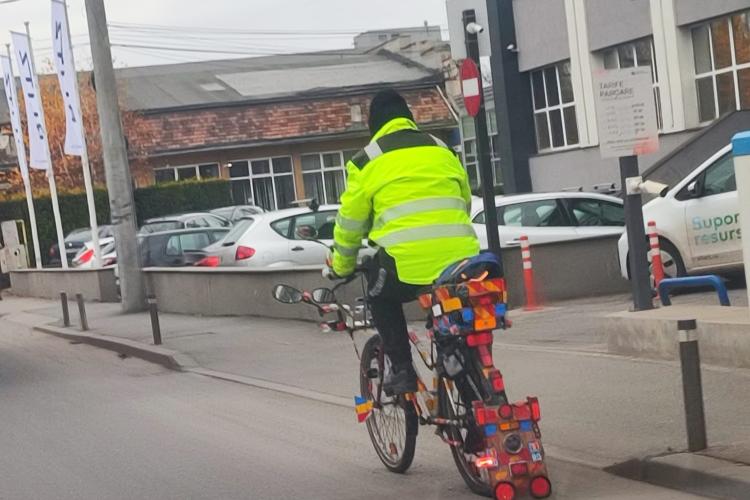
[1,27,459,209]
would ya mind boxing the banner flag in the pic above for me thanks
[0,55,29,180]
[52,0,84,156]
[10,30,49,170]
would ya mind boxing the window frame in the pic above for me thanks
[562,197,626,227]
[460,112,501,189]
[228,156,297,211]
[691,11,750,123]
[300,150,348,204]
[530,61,579,153]
[154,163,220,184]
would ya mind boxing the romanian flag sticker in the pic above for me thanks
[355,396,373,423]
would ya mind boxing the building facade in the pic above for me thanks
[448,0,750,193]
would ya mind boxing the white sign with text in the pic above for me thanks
[594,67,659,159]
[0,55,29,180]
[52,0,85,156]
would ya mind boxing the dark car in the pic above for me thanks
[139,212,231,235]
[49,225,114,266]
[210,205,264,223]
[138,227,230,267]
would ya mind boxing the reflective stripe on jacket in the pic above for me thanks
[332,117,479,285]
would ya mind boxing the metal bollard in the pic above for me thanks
[60,292,70,327]
[677,319,707,452]
[147,295,162,345]
[75,293,89,332]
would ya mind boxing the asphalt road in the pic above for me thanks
[0,319,709,500]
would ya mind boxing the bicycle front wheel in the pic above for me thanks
[359,334,417,473]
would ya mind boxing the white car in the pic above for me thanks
[470,192,625,248]
[618,144,740,279]
[72,237,117,268]
[199,205,375,268]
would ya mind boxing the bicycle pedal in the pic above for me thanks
[435,428,461,447]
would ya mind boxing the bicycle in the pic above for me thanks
[272,257,552,500]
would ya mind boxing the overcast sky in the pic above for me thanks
[0,0,449,70]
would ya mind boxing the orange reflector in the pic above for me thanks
[499,421,519,431]
[442,297,463,312]
[475,455,498,469]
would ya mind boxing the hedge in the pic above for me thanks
[0,179,232,266]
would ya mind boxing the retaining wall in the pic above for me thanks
[10,268,119,302]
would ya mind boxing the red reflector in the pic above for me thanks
[475,455,497,469]
[528,397,541,422]
[494,482,516,500]
[467,331,492,347]
[235,246,256,260]
[490,370,505,392]
[499,404,513,420]
[195,256,220,267]
[529,476,552,498]
[510,462,528,476]
[513,403,531,421]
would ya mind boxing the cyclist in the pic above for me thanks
[327,89,480,396]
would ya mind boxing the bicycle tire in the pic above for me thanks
[359,334,418,474]
[438,364,493,497]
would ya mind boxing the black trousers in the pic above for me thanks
[367,250,425,368]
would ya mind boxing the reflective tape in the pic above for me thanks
[364,142,383,161]
[523,261,533,270]
[522,250,531,259]
[373,197,467,230]
[334,243,360,257]
[374,223,476,247]
[336,214,369,233]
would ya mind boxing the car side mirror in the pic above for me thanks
[272,284,304,304]
[311,287,336,304]
[686,180,699,198]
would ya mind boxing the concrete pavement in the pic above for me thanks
[0,315,709,499]
[2,292,750,496]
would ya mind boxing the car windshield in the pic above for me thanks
[66,229,92,243]
[220,218,255,245]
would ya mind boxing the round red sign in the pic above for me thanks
[460,59,482,118]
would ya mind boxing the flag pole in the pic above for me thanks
[25,21,67,269]
[3,45,42,269]
[58,0,101,266]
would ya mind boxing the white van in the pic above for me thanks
[618,144,741,279]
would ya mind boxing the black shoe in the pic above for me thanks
[383,364,418,396]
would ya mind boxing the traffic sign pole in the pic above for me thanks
[463,9,502,274]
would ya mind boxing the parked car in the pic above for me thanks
[49,225,114,266]
[470,192,625,248]
[197,206,375,268]
[618,144,740,279]
[139,212,231,234]
[72,237,117,268]
[140,227,230,267]
[210,205,264,223]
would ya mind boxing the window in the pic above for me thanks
[461,112,501,190]
[301,152,347,204]
[568,199,625,226]
[501,200,568,227]
[530,61,578,152]
[222,218,255,246]
[692,11,750,122]
[602,38,662,129]
[228,157,296,211]
[154,163,220,184]
[165,232,211,256]
[290,211,338,241]
[271,218,292,238]
[702,153,736,196]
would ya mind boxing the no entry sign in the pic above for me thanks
[460,58,481,117]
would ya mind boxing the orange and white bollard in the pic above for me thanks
[520,235,540,311]
[648,221,665,288]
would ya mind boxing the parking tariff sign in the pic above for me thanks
[594,67,659,159]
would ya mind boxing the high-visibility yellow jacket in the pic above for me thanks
[332,117,480,285]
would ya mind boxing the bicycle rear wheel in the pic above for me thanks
[359,334,418,473]
[438,372,493,497]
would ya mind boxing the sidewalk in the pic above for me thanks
[2,292,749,495]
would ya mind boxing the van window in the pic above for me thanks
[702,154,736,196]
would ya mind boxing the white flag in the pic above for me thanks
[0,55,29,180]
[52,0,84,156]
[11,31,49,170]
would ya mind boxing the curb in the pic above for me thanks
[33,324,198,371]
[605,453,750,499]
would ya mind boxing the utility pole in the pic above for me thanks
[463,9,503,271]
[85,0,144,312]
[485,0,534,193]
